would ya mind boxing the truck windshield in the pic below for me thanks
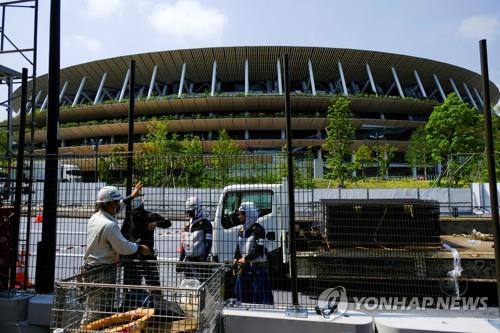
[66,170,81,176]
[222,190,273,229]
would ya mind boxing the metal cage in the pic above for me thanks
[51,260,224,333]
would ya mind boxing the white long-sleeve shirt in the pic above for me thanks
[84,210,139,266]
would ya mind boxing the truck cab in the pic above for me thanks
[59,164,82,182]
[212,182,288,263]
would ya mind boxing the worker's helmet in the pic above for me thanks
[96,186,123,203]
[185,196,202,219]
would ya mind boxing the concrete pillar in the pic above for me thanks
[351,154,357,177]
[412,166,417,178]
[281,129,286,140]
[314,150,324,179]
[245,130,249,140]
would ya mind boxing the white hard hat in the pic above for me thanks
[96,186,123,203]
[185,196,202,217]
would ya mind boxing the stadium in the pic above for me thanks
[21,46,500,178]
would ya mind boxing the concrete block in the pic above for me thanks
[0,293,33,323]
[27,294,53,326]
[224,308,374,333]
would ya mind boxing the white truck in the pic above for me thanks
[32,160,82,182]
[211,181,289,265]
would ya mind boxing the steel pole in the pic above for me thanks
[283,54,298,306]
[479,39,500,314]
[24,0,40,289]
[10,68,28,290]
[35,0,59,294]
[126,60,135,205]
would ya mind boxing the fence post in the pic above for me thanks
[10,68,28,290]
[126,59,135,203]
[283,54,298,307]
[36,0,60,293]
[479,39,500,316]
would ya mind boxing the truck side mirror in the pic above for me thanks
[266,232,275,241]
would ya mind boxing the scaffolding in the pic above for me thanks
[0,0,38,291]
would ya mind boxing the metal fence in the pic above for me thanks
[52,260,224,333]
[1,152,497,311]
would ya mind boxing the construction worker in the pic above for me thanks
[233,202,273,305]
[82,183,151,324]
[121,195,171,307]
[178,196,213,281]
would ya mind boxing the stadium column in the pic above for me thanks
[72,76,86,107]
[338,61,348,96]
[463,83,478,109]
[94,72,107,105]
[178,63,186,98]
[449,78,463,101]
[58,81,68,104]
[245,58,249,96]
[366,64,378,96]
[119,68,131,102]
[147,65,158,100]
[276,58,283,95]
[433,74,446,101]
[210,60,217,97]
[391,66,405,98]
[413,70,427,98]
[307,59,316,96]
[473,87,484,108]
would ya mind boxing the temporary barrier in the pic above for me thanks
[52,260,224,333]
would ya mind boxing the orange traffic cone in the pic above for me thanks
[15,248,34,289]
[35,206,43,223]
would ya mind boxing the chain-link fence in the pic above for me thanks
[0,151,497,311]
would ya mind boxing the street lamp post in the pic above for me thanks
[90,138,103,183]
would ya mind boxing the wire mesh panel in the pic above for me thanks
[52,260,224,333]
[303,199,444,302]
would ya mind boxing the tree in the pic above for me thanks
[374,144,396,179]
[322,97,355,186]
[353,144,372,178]
[425,93,483,185]
[405,127,432,179]
[98,146,127,184]
[211,129,241,185]
[138,121,184,186]
[179,134,204,187]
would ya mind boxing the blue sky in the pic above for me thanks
[1,0,499,119]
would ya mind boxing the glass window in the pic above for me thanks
[221,190,273,229]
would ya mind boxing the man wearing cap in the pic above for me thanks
[82,182,151,323]
[121,196,171,307]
